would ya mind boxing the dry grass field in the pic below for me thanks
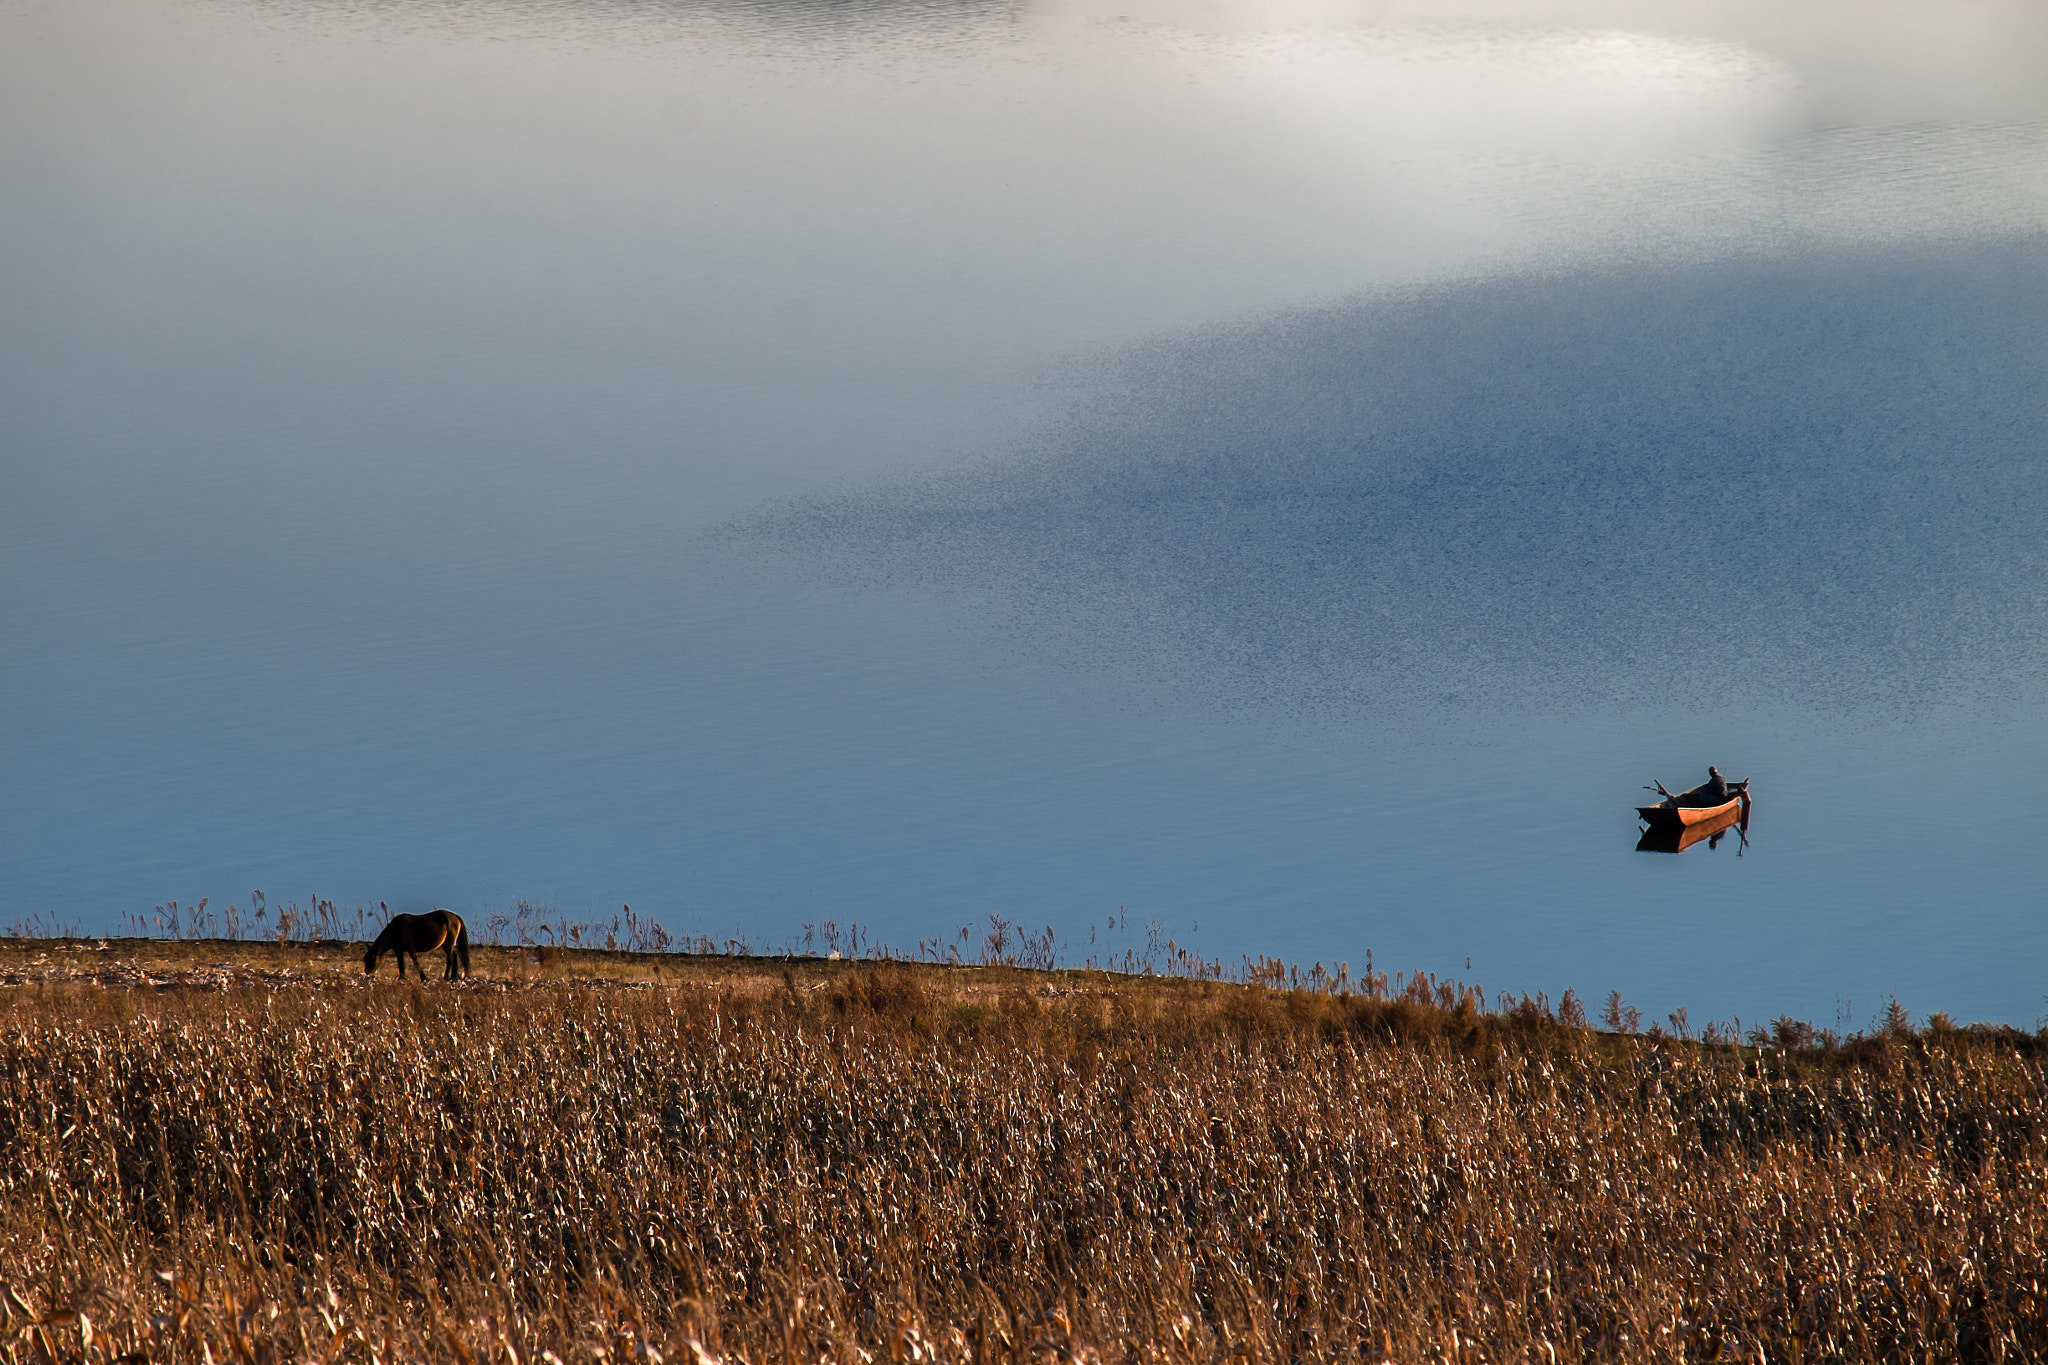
[2,935,2045,1364]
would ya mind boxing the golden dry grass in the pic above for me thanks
[1,940,2044,1363]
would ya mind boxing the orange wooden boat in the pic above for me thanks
[1635,794,1746,829]
[1635,797,1747,853]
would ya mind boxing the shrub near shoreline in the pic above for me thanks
[2,958,2044,1364]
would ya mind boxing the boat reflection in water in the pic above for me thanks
[1635,793,1750,854]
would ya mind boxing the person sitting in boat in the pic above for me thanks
[1677,766,1744,806]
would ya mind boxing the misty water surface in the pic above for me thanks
[3,0,2047,1026]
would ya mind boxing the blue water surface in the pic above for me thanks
[3,0,2047,1028]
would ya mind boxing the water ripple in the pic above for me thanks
[760,243,2048,715]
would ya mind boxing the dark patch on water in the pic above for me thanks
[762,243,2048,713]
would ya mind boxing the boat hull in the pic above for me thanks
[1635,795,1746,828]
[1636,799,1745,853]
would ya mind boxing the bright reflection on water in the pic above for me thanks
[3,0,2046,1026]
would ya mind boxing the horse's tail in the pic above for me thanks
[456,915,471,977]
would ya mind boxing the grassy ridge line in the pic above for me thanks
[3,936,2035,1058]
[0,937,1244,1005]
[2,952,2045,1363]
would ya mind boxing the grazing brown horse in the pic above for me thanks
[364,908,471,981]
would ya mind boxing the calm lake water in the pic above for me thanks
[5,0,2047,1026]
